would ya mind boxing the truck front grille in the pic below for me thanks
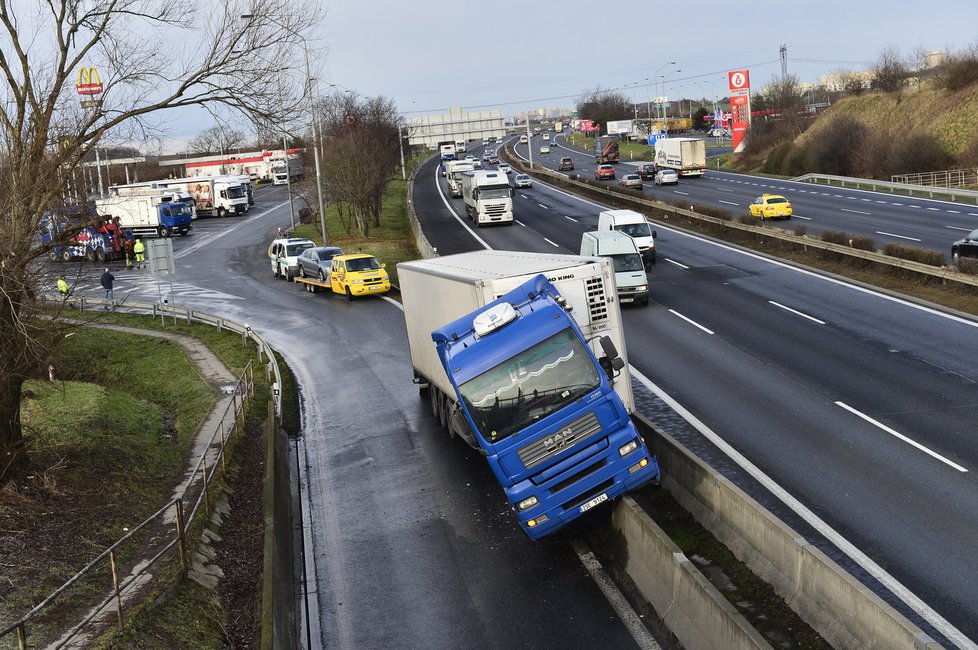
[518,411,600,470]
[484,204,507,217]
[586,277,608,323]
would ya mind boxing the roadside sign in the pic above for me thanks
[76,67,103,95]
[727,69,751,153]
[147,238,175,277]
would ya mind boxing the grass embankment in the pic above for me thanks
[2,316,276,649]
[290,156,426,289]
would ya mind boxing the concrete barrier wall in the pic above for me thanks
[633,413,942,649]
[261,401,297,650]
[610,498,773,650]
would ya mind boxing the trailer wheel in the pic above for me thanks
[49,250,59,262]
[61,250,72,262]
[429,385,439,416]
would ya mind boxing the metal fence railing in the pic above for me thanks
[892,168,978,189]
[793,172,978,204]
[1,298,283,649]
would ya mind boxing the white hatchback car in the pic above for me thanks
[498,162,512,174]
[268,237,315,280]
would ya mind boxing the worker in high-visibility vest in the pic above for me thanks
[133,238,145,268]
[57,274,69,296]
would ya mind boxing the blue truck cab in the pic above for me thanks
[432,274,659,540]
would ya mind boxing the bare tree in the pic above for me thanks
[187,125,247,156]
[575,87,631,135]
[0,0,320,481]
[871,45,910,94]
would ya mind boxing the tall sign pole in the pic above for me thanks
[728,70,751,154]
[76,66,104,196]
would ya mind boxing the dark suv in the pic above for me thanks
[558,157,574,171]
[637,163,656,180]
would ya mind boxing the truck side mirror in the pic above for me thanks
[598,336,625,380]
[652,230,658,238]
[510,188,515,197]
[450,402,481,451]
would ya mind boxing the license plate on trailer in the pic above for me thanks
[579,493,608,513]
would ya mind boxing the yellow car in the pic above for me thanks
[540,145,551,154]
[749,194,792,220]
[329,254,391,300]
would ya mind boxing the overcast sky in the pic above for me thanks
[166,0,978,151]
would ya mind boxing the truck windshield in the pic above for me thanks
[227,186,245,199]
[458,328,600,443]
[610,253,644,273]
[479,186,511,200]
[171,205,192,217]
[346,256,382,271]
[615,223,652,238]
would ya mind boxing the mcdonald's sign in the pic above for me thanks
[76,67,102,95]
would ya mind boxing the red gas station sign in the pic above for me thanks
[727,70,751,153]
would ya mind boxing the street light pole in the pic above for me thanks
[282,134,295,231]
[398,124,406,180]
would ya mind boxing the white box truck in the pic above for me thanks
[169,176,248,217]
[397,251,658,539]
[580,231,649,306]
[461,170,514,227]
[94,195,194,238]
[653,137,706,177]
[444,160,476,198]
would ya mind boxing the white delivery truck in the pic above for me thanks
[580,231,649,306]
[461,170,514,227]
[398,250,634,419]
[167,176,249,217]
[444,160,476,198]
[94,195,194,238]
[109,183,199,220]
[597,209,657,269]
[653,137,706,177]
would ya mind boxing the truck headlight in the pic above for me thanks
[619,440,639,457]
[636,285,648,292]
[517,495,538,511]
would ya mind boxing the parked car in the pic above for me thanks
[558,157,575,171]
[637,163,657,180]
[748,194,793,220]
[595,164,616,180]
[540,145,551,154]
[514,174,532,188]
[618,173,643,189]
[498,162,512,174]
[654,169,679,186]
[298,246,345,281]
[267,237,315,280]
[952,228,978,265]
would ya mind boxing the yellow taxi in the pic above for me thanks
[749,194,793,220]
[329,253,391,300]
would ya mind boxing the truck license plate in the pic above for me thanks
[579,493,608,513]
[369,285,381,291]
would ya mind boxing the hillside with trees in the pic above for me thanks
[737,44,978,183]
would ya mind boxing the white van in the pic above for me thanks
[268,237,315,280]
[580,231,649,306]
[597,209,657,269]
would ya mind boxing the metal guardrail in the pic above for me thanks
[793,172,978,204]
[0,298,283,649]
[892,168,978,189]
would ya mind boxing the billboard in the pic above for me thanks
[606,120,633,135]
[578,119,598,133]
[727,70,751,153]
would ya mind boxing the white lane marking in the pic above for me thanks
[515,220,526,227]
[876,200,888,204]
[433,163,492,250]
[769,300,826,325]
[927,207,941,211]
[668,309,714,335]
[793,215,812,220]
[628,367,976,649]
[543,237,560,247]
[716,187,734,192]
[876,231,922,242]
[675,191,689,196]
[947,210,961,214]
[840,208,871,215]
[570,539,661,650]
[969,213,978,217]
[175,199,290,258]
[891,202,904,206]
[520,193,529,199]
[665,258,689,269]
[835,402,968,473]
[564,216,578,222]
[909,205,922,209]
[538,203,550,210]
[718,200,739,206]
[947,225,973,232]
